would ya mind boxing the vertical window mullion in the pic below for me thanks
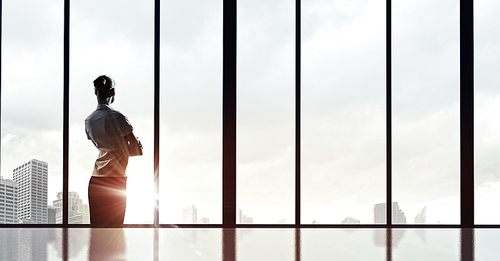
[386,0,392,226]
[295,0,301,226]
[460,0,474,227]
[63,0,70,227]
[223,0,237,227]
[154,0,160,228]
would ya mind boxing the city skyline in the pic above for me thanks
[0,158,92,224]
[0,158,429,225]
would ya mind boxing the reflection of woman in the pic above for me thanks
[88,228,126,260]
[85,75,142,227]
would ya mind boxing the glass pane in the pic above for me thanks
[302,0,386,224]
[237,0,295,224]
[69,0,154,224]
[392,0,460,224]
[1,0,63,224]
[159,0,223,224]
[474,0,500,224]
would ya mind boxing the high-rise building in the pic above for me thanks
[52,191,90,224]
[183,205,197,224]
[13,159,48,224]
[414,206,427,224]
[373,202,406,224]
[47,206,57,224]
[0,176,18,224]
[373,203,386,224]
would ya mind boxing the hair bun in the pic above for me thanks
[93,75,115,99]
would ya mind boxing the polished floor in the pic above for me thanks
[0,228,495,260]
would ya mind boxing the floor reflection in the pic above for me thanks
[0,227,495,260]
[88,229,126,260]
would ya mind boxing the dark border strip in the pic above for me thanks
[63,0,70,227]
[295,0,301,226]
[222,0,237,228]
[385,0,392,227]
[154,0,160,228]
[386,0,392,227]
[460,0,474,228]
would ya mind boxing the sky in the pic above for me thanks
[1,0,500,225]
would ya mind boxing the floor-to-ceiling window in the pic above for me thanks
[1,0,63,224]
[392,0,460,224]
[474,0,500,224]
[302,0,386,225]
[68,0,155,224]
[159,0,223,224]
[236,0,296,224]
[0,0,484,229]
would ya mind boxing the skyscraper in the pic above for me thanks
[183,205,197,224]
[52,191,90,224]
[373,202,406,224]
[13,159,48,224]
[0,176,18,224]
[414,206,427,224]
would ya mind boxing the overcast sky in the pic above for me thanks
[1,0,500,225]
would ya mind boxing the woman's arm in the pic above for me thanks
[125,132,143,156]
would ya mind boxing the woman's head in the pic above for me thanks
[93,75,115,104]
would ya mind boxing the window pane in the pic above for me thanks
[237,0,295,224]
[301,0,386,224]
[69,0,154,224]
[159,0,223,224]
[475,0,500,224]
[392,0,460,224]
[1,0,63,224]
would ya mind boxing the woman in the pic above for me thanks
[85,75,142,227]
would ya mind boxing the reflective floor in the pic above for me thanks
[0,228,495,260]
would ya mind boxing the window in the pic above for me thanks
[0,0,483,228]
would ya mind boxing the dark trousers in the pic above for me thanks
[88,176,127,227]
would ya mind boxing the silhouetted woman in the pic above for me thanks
[85,75,142,227]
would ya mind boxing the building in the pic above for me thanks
[374,202,406,224]
[341,217,361,224]
[13,159,48,224]
[238,209,253,224]
[183,205,197,224]
[199,217,210,224]
[0,176,18,224]
[52,191,90,224]
[414,207,427,224]
[47,206,57,224]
